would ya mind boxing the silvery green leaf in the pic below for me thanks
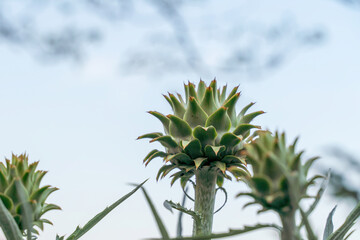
[323,206,337,240]
[0,198,23,240]
[327,201,360,240]
[163,200,173,213]
[65,179,147,240]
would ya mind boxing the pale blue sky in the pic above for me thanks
[0,0,359,239]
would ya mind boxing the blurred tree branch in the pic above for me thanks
[321,147,360,203]
[0,0,325,78]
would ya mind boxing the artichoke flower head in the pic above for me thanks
[240,131,322,214]
[138,80,264,188]
[0,153,60,236]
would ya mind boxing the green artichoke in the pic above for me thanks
[138,80,264,187]
[239,131,321,214]
[0,153,60,236]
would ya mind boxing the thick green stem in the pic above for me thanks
[280,210,299,240]
[193,167,217,238]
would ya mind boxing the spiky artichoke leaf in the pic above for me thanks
[148,111,170,134]
[137,132,163,140]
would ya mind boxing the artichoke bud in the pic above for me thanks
[0,154,60,236]
[240,131,322,214]
[139,80,264,187]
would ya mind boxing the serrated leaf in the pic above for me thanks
[139,188,170,240]
[163,200,173,213]
[161,200,201,226]
[145,223,281,240]
[65,180,147,240]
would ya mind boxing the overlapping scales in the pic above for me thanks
[238,131,322,214]
[138,80,264,187]
[0,154,60,235]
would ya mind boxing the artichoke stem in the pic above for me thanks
[280,210,299,240]
[193,167,217,238]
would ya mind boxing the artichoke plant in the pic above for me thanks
[0,153,60,237]
[239,131,322,240]
[138,79,264,236]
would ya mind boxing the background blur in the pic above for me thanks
[0,0,359,239]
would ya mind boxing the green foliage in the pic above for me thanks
[0,153,146,240]
[146,224,281,240]
[59,180,147,240]
[326,201,360,240]
[0,153,60,237]
[0,198,23,240]
[138,80,263,188]
[137,185,170,240]
[239,131,322,214]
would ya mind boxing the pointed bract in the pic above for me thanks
[168,114,192,140]
[205,107,231,133]
[183,97,208,128]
